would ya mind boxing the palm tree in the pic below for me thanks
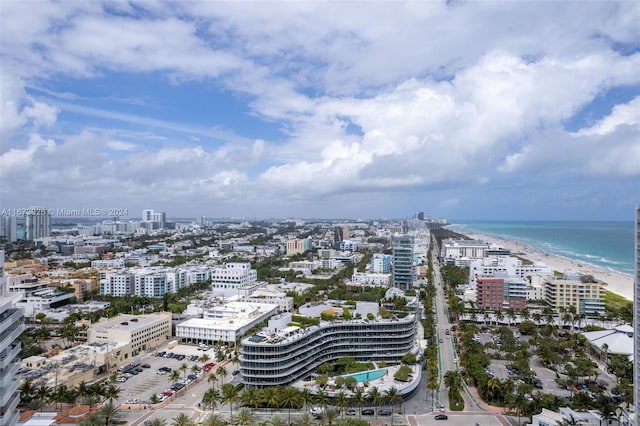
[240,388,261,410]
[99,401,118,426]
[262,387,279,412]
[201,413,226,426]
[54,383,70,410]
[334,390,348,418]
[179,362,189,382]
[146,419,167,426]
[320,408,338,426]
[19,380,37,404]
[191,365,201,376]
[208,372,219,389]
[34,383,52,410]
[199,353,211,364]
[103,384,121,404]
[280,386,301,425]
[383,387,402,426]
[221,383,239,423]
[88,382,105,403]
[202,387,221,412]
[443,371,462,396]
[296,413,315,426]
[558,414,579,426]
[169,370,182,387]
[172,413,195,426]
[301,388,314,412]
[268,414,287,426]
[150,394,160,405]
[352,389,365,421]
[233,407,255,426]
[366,387,381,418]
[217,366,228,384]
[314,389,328,411]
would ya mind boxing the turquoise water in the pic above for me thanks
[347,369,387,382]
[452,221,634,276]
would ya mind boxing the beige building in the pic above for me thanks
[87,312,171,356]
[544,275,605,315]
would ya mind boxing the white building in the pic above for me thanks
[441,239,489,261]
[134,270,168,297]
[351,272,391,287]
[25,206,51,240]
[210,263,257,291]
[88,312,172,355]
[100,271,134,296]
[242,289,294,312]
[16,289,75,317]
[176,301,279,344]
[0,250,24,426]
[91,259,125,268]
[0,215,17,242]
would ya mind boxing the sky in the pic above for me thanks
[1,1,639,221]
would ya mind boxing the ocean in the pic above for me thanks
[450,221,635,276]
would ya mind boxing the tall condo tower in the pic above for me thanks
[392,234,415,290]
[634,205,640,420]
[0,250,25,426]
[24,206,50,240]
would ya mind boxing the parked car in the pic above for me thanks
[439,404,445,412]
[361,409,375,416]
[346,408,357,416]
[435,414,448,420]
[141,364,151,368]
[378,408,391,416]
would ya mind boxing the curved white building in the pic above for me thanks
[239,314,417,387]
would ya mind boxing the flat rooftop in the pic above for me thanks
[91,313,169,333]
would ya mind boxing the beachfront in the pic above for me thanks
[456,230,634,301]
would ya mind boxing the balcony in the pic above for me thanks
[0,321,24,355]
[0,392,19,426]
[0,342,20,370]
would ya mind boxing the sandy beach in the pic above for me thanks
[454,229,634,302]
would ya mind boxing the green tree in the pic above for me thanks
[202,387,221,412]
[280,386,302,424]
[99,402,118,426]
[202,414,226,426]
[383,387,402,426]
[172,413,195,426]
[221,383,239,423]
[233,407,255,426]
[335,390,349,418]
[240,387,261,409]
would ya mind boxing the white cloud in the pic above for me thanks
[574,96,640,136]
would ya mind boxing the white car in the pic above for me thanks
[310,407,324,418]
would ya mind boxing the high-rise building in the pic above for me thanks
[0,216,17,242]
[24,206,50,240]
[141,209,166,229]
[0,250,25,426]
[392,235,415,290]
[634,204,639,420]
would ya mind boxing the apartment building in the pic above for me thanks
[286,238,312,256]
[475,275,527,311]
[441,239,489,261]
[392,235,414,290]
[239,309,417,387]
[544,274,605,315]
[370,253,392,273]
[210,263,257,291]
[0,250,25,426]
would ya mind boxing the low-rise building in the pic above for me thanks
[350,272,391,287]
[176,301,279,345]
[87,312,171,356]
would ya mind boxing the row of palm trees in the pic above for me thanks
[201,383,403,425]
[19,379,121,411]
[143,409,364,426]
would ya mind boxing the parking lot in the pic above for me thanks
[116,343,234,405]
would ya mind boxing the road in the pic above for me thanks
[432,245,486,414]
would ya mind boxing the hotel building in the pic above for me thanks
[239,309,417,387]
[0,250,24,426]
[544,274,606,315]
[475,275,527,311]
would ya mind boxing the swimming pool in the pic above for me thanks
[346,369,387,382]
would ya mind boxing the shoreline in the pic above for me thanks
[451,228,634,302]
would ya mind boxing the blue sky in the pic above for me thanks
[1,1,639,220]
